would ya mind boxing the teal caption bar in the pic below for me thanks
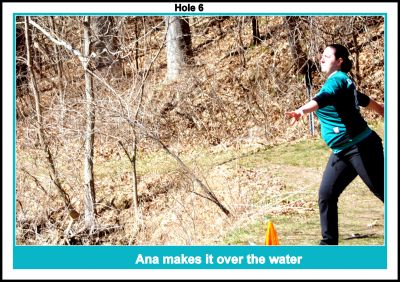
[14,246,387,269]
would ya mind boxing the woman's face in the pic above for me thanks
[320,47,342,76]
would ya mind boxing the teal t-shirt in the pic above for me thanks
[313,71,371,154]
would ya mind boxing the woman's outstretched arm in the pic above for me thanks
[286,100,319,125]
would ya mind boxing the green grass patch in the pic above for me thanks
[91,121,384,246]
[224,219,268,245]
[238,138,330,169]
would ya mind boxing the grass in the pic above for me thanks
[219,123,385,246]
[224,220,268,245]
[238,138,329,169]
[17,121,385,246]
[94,128,384,246]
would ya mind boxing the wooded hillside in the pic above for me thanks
[16,16,384,245]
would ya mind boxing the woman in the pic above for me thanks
[286,44,384,245]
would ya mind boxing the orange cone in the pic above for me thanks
[265,221,280,245]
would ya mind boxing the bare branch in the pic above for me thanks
[28,17,86,65]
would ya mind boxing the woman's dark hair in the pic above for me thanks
[328,44,352,73]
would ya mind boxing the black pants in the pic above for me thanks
[318,131,384,245]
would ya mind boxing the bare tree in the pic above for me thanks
[285,16,309,75]
[285,16,316,135]
[48,17,64,94]
[252,16,261,46]
[23,16,76,217]
[83,16,97,232]
[28,17,97,232]
[91,16,117,70]
[236,17,246,68]
[165,16,193,81]
[16,21,30,119]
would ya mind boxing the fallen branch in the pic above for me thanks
[133,121,231,217]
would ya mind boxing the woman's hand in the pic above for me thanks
[367,99,384,117]
[286,109,304,126]
[286,100,319,126]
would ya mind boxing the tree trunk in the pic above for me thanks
[83,16,97,233]
[16,22,29,98]
[165,16,193,81]
[351,18,361,85]
[48,17,66,128]
[24,16,73,213]
[285,16,308,74]
[236,17,246,68]
[48,17,64,80]
[134,19,140,71]
[252,17,261,46]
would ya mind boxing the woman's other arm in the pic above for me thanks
[367,99,384,117]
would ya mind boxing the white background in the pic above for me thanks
[3,2,398,280]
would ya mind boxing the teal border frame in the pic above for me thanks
[13,12,388,270]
